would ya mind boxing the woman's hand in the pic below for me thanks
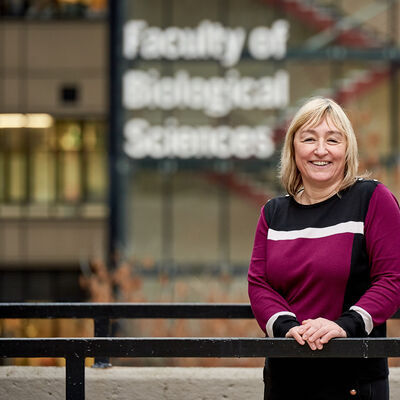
[301,318,347,350]
[285,325,305,346]
[285,318,347,350]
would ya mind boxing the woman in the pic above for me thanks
[248,97,400,399]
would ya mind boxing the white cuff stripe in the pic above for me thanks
[350,305,373,335]
[266,311,296,338]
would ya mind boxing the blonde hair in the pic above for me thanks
[279,97,359,197]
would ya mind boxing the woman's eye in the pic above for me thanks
[328,139,339,144]
[302,138,314,142]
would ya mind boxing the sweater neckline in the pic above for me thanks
[290,192,340,208]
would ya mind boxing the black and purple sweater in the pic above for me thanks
[248,179,400,386]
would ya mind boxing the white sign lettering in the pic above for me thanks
[124,118,275,159]
[123,69,289,117]
[248,20,289,60]
[121,19,291,159]
[123,19,289,67]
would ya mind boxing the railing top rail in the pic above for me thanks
[0,302,399,320]
[1,337,400,358]
[0,303,254,319]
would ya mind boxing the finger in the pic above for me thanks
[285,328,295,338]
[320,329,345,344]
[300,323,315,334]
[299,325,311,337]
[315,338,323,350]
[291,329,305,345]
[286,328,305,345]
[297,326,306,335]
[320,330,338,344]
[308,327,330,342]
[302,326,318,341]
[306,339,317,351]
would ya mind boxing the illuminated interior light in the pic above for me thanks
[26,114,54,128]
[0,114,27,128]
[0,113,54,129]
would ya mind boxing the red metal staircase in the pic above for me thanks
[260,0,382,48]
[206,0,392,207]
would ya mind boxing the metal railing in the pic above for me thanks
[0,302,255,367]
[1,303,400,400]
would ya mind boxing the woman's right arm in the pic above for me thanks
[248,208,300,337]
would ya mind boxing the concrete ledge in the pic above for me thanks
[1,366,400,399]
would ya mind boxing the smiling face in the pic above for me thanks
[293,116,347,191]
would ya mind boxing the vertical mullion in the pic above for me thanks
[217,0,231,274]
[26,128,31,205]
[3,132,10,203]
[217,164,230,274]
[161,161,174,274]
[80,121,87,204]
[109,0,128,268]
[55,123,62,205]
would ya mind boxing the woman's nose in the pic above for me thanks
[314,140,328,156]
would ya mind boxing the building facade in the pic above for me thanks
[0,0,399,303]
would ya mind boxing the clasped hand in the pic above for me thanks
[285,317,347,350]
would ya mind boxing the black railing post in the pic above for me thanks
[66,352,85,400]
[93,317,112,368]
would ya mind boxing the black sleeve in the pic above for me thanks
[273,315,301,337]
[335,310,367,337]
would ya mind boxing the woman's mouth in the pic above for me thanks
[310,161,331,166]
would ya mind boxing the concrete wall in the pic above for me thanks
[0,217,107,269]
[1,367,400,399]
[0,21,107,115]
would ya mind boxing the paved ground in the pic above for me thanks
[1,366,400,399]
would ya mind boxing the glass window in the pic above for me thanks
[117,0,399,275]
[29,128,56,203]
[0,116,107,213]
[57,121,83,203]
[7,129,26,203]
[83,121,108,202]
[0,132,6,202]
[172,171,219,266]
[130,169,163,267]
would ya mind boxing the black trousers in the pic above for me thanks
[263,359,389,400]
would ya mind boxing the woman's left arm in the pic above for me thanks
[302,184,400,349]
[344,183,400,334]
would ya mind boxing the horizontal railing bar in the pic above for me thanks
[1,338,400,358]
[0,303,254,319]
[1,303,399,320]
